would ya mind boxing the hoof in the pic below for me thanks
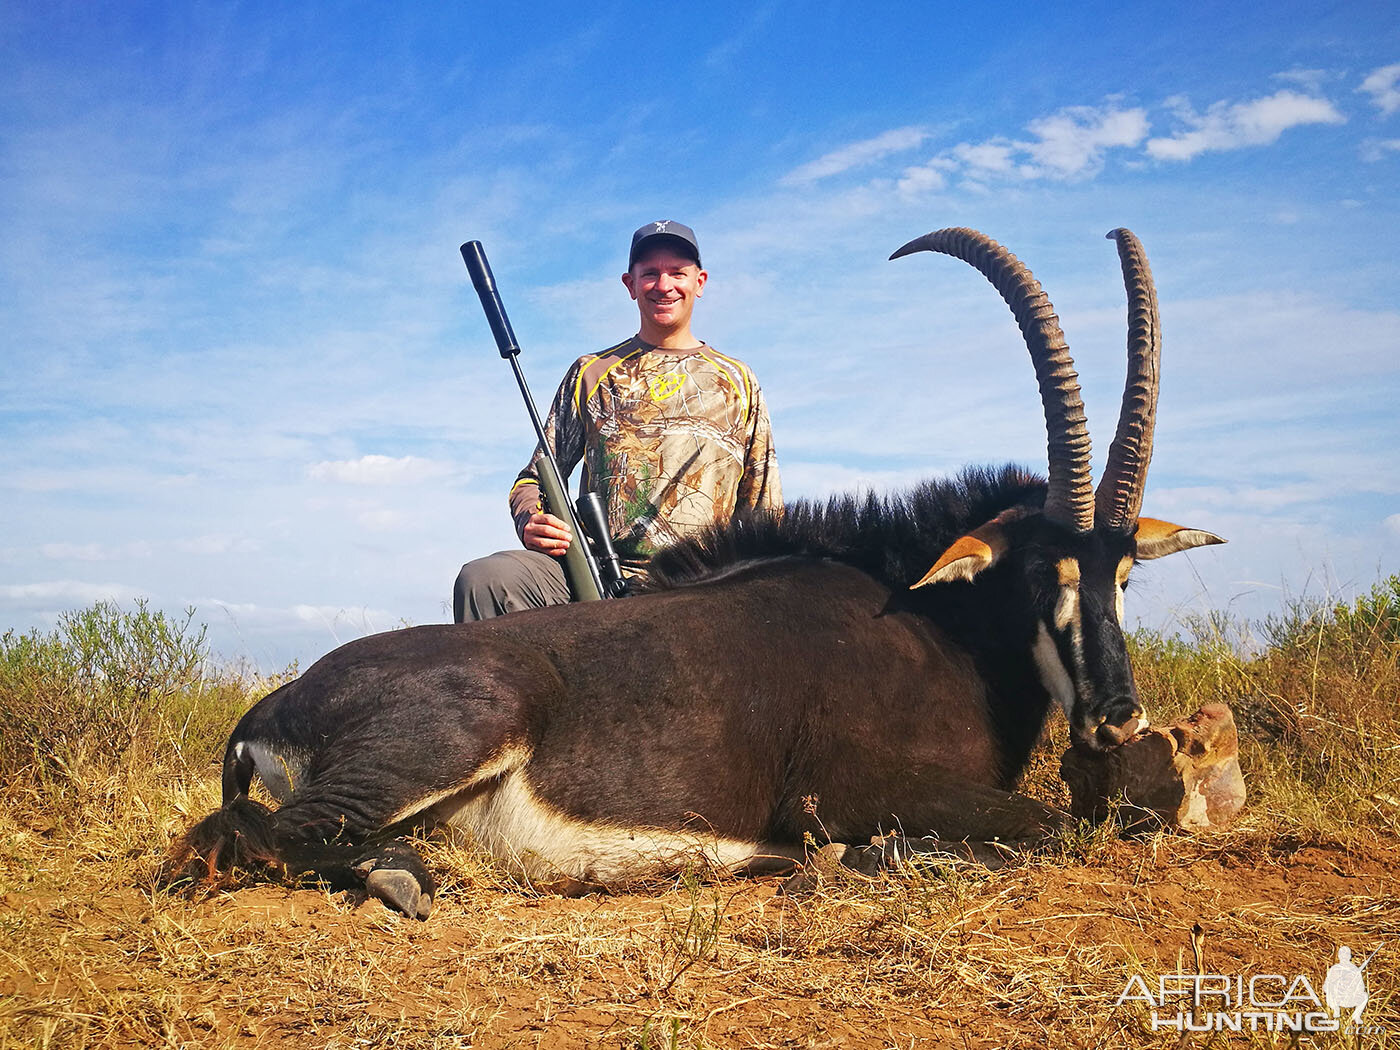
[364,868,433,919]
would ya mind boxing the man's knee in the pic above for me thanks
[453,550,570,622]
[453,560,489,622]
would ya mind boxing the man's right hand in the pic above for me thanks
[523,511,573,556]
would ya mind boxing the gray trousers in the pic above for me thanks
[453,549,572,622]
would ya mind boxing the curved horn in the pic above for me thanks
[891,227,1094,533]
[1095,228,1160,531]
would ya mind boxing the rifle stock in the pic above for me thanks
[533,450,603,602]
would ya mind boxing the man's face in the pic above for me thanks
[622,247,707,334]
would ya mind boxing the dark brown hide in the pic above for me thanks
[226,557,1029,849]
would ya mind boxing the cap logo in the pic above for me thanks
[653,221,671,233]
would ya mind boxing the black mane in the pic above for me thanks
[642,464,1047,593]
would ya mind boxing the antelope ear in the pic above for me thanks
[913,521,1011,588]
[1135,517,1226,561]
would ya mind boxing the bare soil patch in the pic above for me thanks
[2,815,1396,1048]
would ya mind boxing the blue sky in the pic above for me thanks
[3,3,1398,669]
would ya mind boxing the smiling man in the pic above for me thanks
[453,220,783,621]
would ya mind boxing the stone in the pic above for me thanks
[1059,702,1246,831]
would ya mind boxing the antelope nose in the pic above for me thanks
[1094,703,1145,749]
[1095,720,1136,748]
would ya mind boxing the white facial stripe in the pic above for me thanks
[1053,584,1080,632]
[1115,556,1134,587]
[1115,556,1132,626]
[1032,622,1077,718]
[1052,558,1083,633]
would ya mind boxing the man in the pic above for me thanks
[453,220,783,621]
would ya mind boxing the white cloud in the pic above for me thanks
[356,508,407,532]
[779,461,930,500]
[1166,289,1400,384]
[785,85,1349,197]
[1151,483,1332,514]
[1275,69,1330,93]
[176,534,260,556]
[196,598,397,642]
[703,5,775,71]
[1360,138,1400,162]
[0,580,146,604]
[896,159,952,197]
[896,103,1147,196]
[1359,63,1400,116]
[1386,514,1400,537]
[783,126,930,184]
[290,603,391,628]
[306,454,450,485]
[197,599,263,618]
[952,140,1020,175]
[1023,105,1149,177]
[39,541,153,562]
[6,468,199,493]
[1146,90,1344,161]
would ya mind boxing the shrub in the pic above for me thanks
[0,600,263,793]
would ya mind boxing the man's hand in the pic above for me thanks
[523,511,573,556]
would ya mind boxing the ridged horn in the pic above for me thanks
[891,227,1094,533]
[1095,228,1160,531]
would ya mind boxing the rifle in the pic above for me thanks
[459,241,629,601]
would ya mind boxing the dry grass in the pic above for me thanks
[1126,576,1400,842]
[1,585,1398,1048]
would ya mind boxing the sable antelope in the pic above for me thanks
[173,228,1223,919]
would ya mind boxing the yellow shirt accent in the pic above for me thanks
[574,341,645,414]
[649,370,687,401]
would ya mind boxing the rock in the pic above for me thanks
[1059,703,1246,831]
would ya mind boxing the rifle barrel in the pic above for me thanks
[460,241,605,602]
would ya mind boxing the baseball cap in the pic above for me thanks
[628,220,701,269]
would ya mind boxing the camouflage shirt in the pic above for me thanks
[510,337,783,569]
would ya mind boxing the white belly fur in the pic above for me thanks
[434,769,775,884]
